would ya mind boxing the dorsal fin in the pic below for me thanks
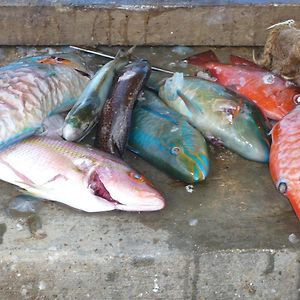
[186,50,219,67]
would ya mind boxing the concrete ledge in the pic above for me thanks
[0,249,299,299]
[0,1,300,46]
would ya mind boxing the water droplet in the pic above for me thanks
[288,233,299,244]
[185,185,194,193]
[189,218,198,226]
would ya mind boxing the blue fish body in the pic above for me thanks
[128,90,209,183]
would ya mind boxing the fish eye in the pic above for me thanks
[277,182,288,194]
[170,146,181,155]
[293,94,300,105]
[128,172,145,183]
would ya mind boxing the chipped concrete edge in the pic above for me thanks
[0,4,300,46]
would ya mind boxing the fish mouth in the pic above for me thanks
[115,192,165,212]
[88,170,122,206]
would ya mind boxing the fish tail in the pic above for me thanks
[164,73,184,100]
[186,50,220,67]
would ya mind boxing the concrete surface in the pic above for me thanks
[0,1,300,46]
[0,46,300,299]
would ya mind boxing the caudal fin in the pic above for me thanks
[186,50,219,67]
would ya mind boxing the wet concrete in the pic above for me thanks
[0,46,299,299]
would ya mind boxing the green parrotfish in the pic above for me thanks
[159,73,270,163]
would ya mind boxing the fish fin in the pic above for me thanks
[186,50,219,67]
[269,121,279,137]
[164,73,185,100]
[176,90,201,115]
[229,55,260,68]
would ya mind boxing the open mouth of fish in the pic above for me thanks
[88,170,123,206]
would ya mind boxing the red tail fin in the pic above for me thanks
[187,50,219,67]
[229,55,261,69]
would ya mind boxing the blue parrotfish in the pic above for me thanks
[128,89,209,183]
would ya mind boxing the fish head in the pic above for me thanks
[274,87,299,118]
[88,163,165,211]
[36,53,92,77]
[63,103,96,141]
[229,101,270,163]
[165,123,209,183]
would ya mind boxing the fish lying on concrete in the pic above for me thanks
[270,106,300,219]
[187,50,300,120]
[159,72,270,163]
[62,51,131,142]
[0,136,165,212]
[96,59,151,157]
[128,90,209,183]
[0,53,91,150]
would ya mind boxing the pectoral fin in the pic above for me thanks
[176,90,202,115]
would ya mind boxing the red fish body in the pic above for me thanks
[270,106,300,219]
[187,51,300,120]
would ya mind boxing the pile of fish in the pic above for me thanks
[0,47,300,219]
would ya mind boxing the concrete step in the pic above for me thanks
[0,0,300,46]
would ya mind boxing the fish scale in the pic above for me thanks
[270,106,300,219]
[0,54,90,149]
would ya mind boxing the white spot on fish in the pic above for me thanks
[73,158,94,172]
[185,184,194,193]
[239,77,246,87]
[262,74,275,85]
[285,80,295,87]
[118,70,136,82]
[153,275,159,293]
[215,67,222,75]
[170,126,178,132]
[189,218,198,226]
[288,233,299,244]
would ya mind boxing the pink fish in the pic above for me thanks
[0,136,165,212]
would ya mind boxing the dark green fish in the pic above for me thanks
[159,73,270,163]
[96,59,151,157]
[62,54,130,141]
[128,90,209,183]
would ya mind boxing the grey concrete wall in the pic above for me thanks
[0,1,300,46]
